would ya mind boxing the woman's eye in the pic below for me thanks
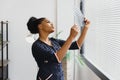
[47,21,50,23]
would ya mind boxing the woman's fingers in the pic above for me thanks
[70,24,80,38]
[84,19,90,28]
[72,24,80,32]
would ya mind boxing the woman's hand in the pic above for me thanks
[55,24,80,63]
[76,18,90,48]
[84,18,90,28]
[69,24,80,39]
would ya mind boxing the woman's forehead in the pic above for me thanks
[43,18,50,21]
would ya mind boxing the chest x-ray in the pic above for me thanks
[74,6,85,27]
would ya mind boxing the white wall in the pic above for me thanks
[57,0,74,39]
[0,0,79,80]
[0,0,56,80]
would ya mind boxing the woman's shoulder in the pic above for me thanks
[50,37,56,40]
[50,37,65,42]
[32,39,42,48]
[50,37,63,41]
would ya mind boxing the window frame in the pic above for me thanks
[79,0,109,79]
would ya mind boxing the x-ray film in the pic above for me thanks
[74,6,85,27]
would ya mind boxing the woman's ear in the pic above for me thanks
[38,24,42,30]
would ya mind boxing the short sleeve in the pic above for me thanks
[32,41,59,67]
[53,38,79,50]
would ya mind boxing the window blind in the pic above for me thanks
[84,0,120,80]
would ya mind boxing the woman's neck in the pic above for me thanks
[39,32,52,46]
[39,33,49,41]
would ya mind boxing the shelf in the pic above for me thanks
[0,60,9,67]
[0,21,9,80]
[0,41,9,50]
[0,78,9,80]
[0,21,8,24]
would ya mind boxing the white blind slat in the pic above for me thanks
[84,0,120,80]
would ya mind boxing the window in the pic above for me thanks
[84,0,120,80]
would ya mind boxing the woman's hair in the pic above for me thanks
[27,17,45,34]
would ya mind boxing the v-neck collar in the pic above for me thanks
[38,38,54,47]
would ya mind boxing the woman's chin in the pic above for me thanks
[50,30,55,33]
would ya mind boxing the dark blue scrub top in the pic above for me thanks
[32,37,79,80]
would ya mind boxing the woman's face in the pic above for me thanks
[38,18,55,33]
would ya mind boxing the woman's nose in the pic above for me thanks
[51,22,53,26]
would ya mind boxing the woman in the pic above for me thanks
[27,17,90,80]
